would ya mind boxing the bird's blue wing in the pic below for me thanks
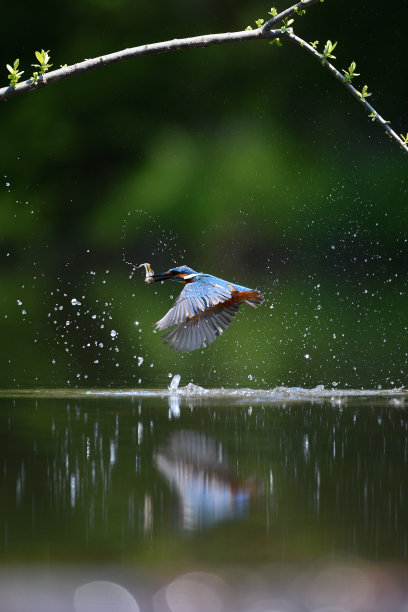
[155,277,233,331]
[161,302,240,352]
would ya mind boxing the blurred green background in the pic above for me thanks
[0,0,407,389]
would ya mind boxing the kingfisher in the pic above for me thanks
[138,263,264,352]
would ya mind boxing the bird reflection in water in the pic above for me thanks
[155,430,261,531]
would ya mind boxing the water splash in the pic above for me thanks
[0,384,405,402]
[169,374,181,390]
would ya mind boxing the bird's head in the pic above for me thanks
[148,265,199,283]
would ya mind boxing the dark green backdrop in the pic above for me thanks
[0,1,407,389]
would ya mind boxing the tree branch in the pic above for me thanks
[1,0,406,154]
[0,28,270,102]
[282,31,408,154]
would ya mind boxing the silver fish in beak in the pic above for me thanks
[138,263,155,283]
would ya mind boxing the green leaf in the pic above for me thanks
[357,85,372,100]
[322,40,337,60]
[6,59,24,88]
[268,7,277,17]
[342,60,360,82]
[362,85,372,98]
[280,17,294,32]
[32,49,52,74]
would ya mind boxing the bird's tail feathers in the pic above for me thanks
[245,293,264,308]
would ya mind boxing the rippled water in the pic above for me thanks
[1,386,408,610]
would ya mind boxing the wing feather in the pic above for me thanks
[155,278,233,331]
[200,319,214,345]
[204,318,218,340]
[161,302,241,352]
[195,324,205,350]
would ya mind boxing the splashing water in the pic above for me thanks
[169,374,181,390]
[1,384,405,402]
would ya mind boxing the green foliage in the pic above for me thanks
[247,17,265,29]
[320,40,337,61]
[270,37,283,46]
[280,17,294,32]
[268,7,277,16]
[368,112,377,121]
[294,6,306,15]
[310,40,319,49]
[358,85,372,100]
[6,59,24,88]
[342,61,360,83]
[31,50,52,75]
[400,133,408,144]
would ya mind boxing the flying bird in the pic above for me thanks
[139,263,264,352]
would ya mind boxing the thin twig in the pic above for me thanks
[263,0,322,32]
[282,30,408,153]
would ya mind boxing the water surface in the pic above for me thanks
[1,387,408,610]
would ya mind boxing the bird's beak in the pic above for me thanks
[148,270,173,283]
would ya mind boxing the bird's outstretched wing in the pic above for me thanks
[161,302,241,352]
[155,278,232,331]
[155,278,241,352]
